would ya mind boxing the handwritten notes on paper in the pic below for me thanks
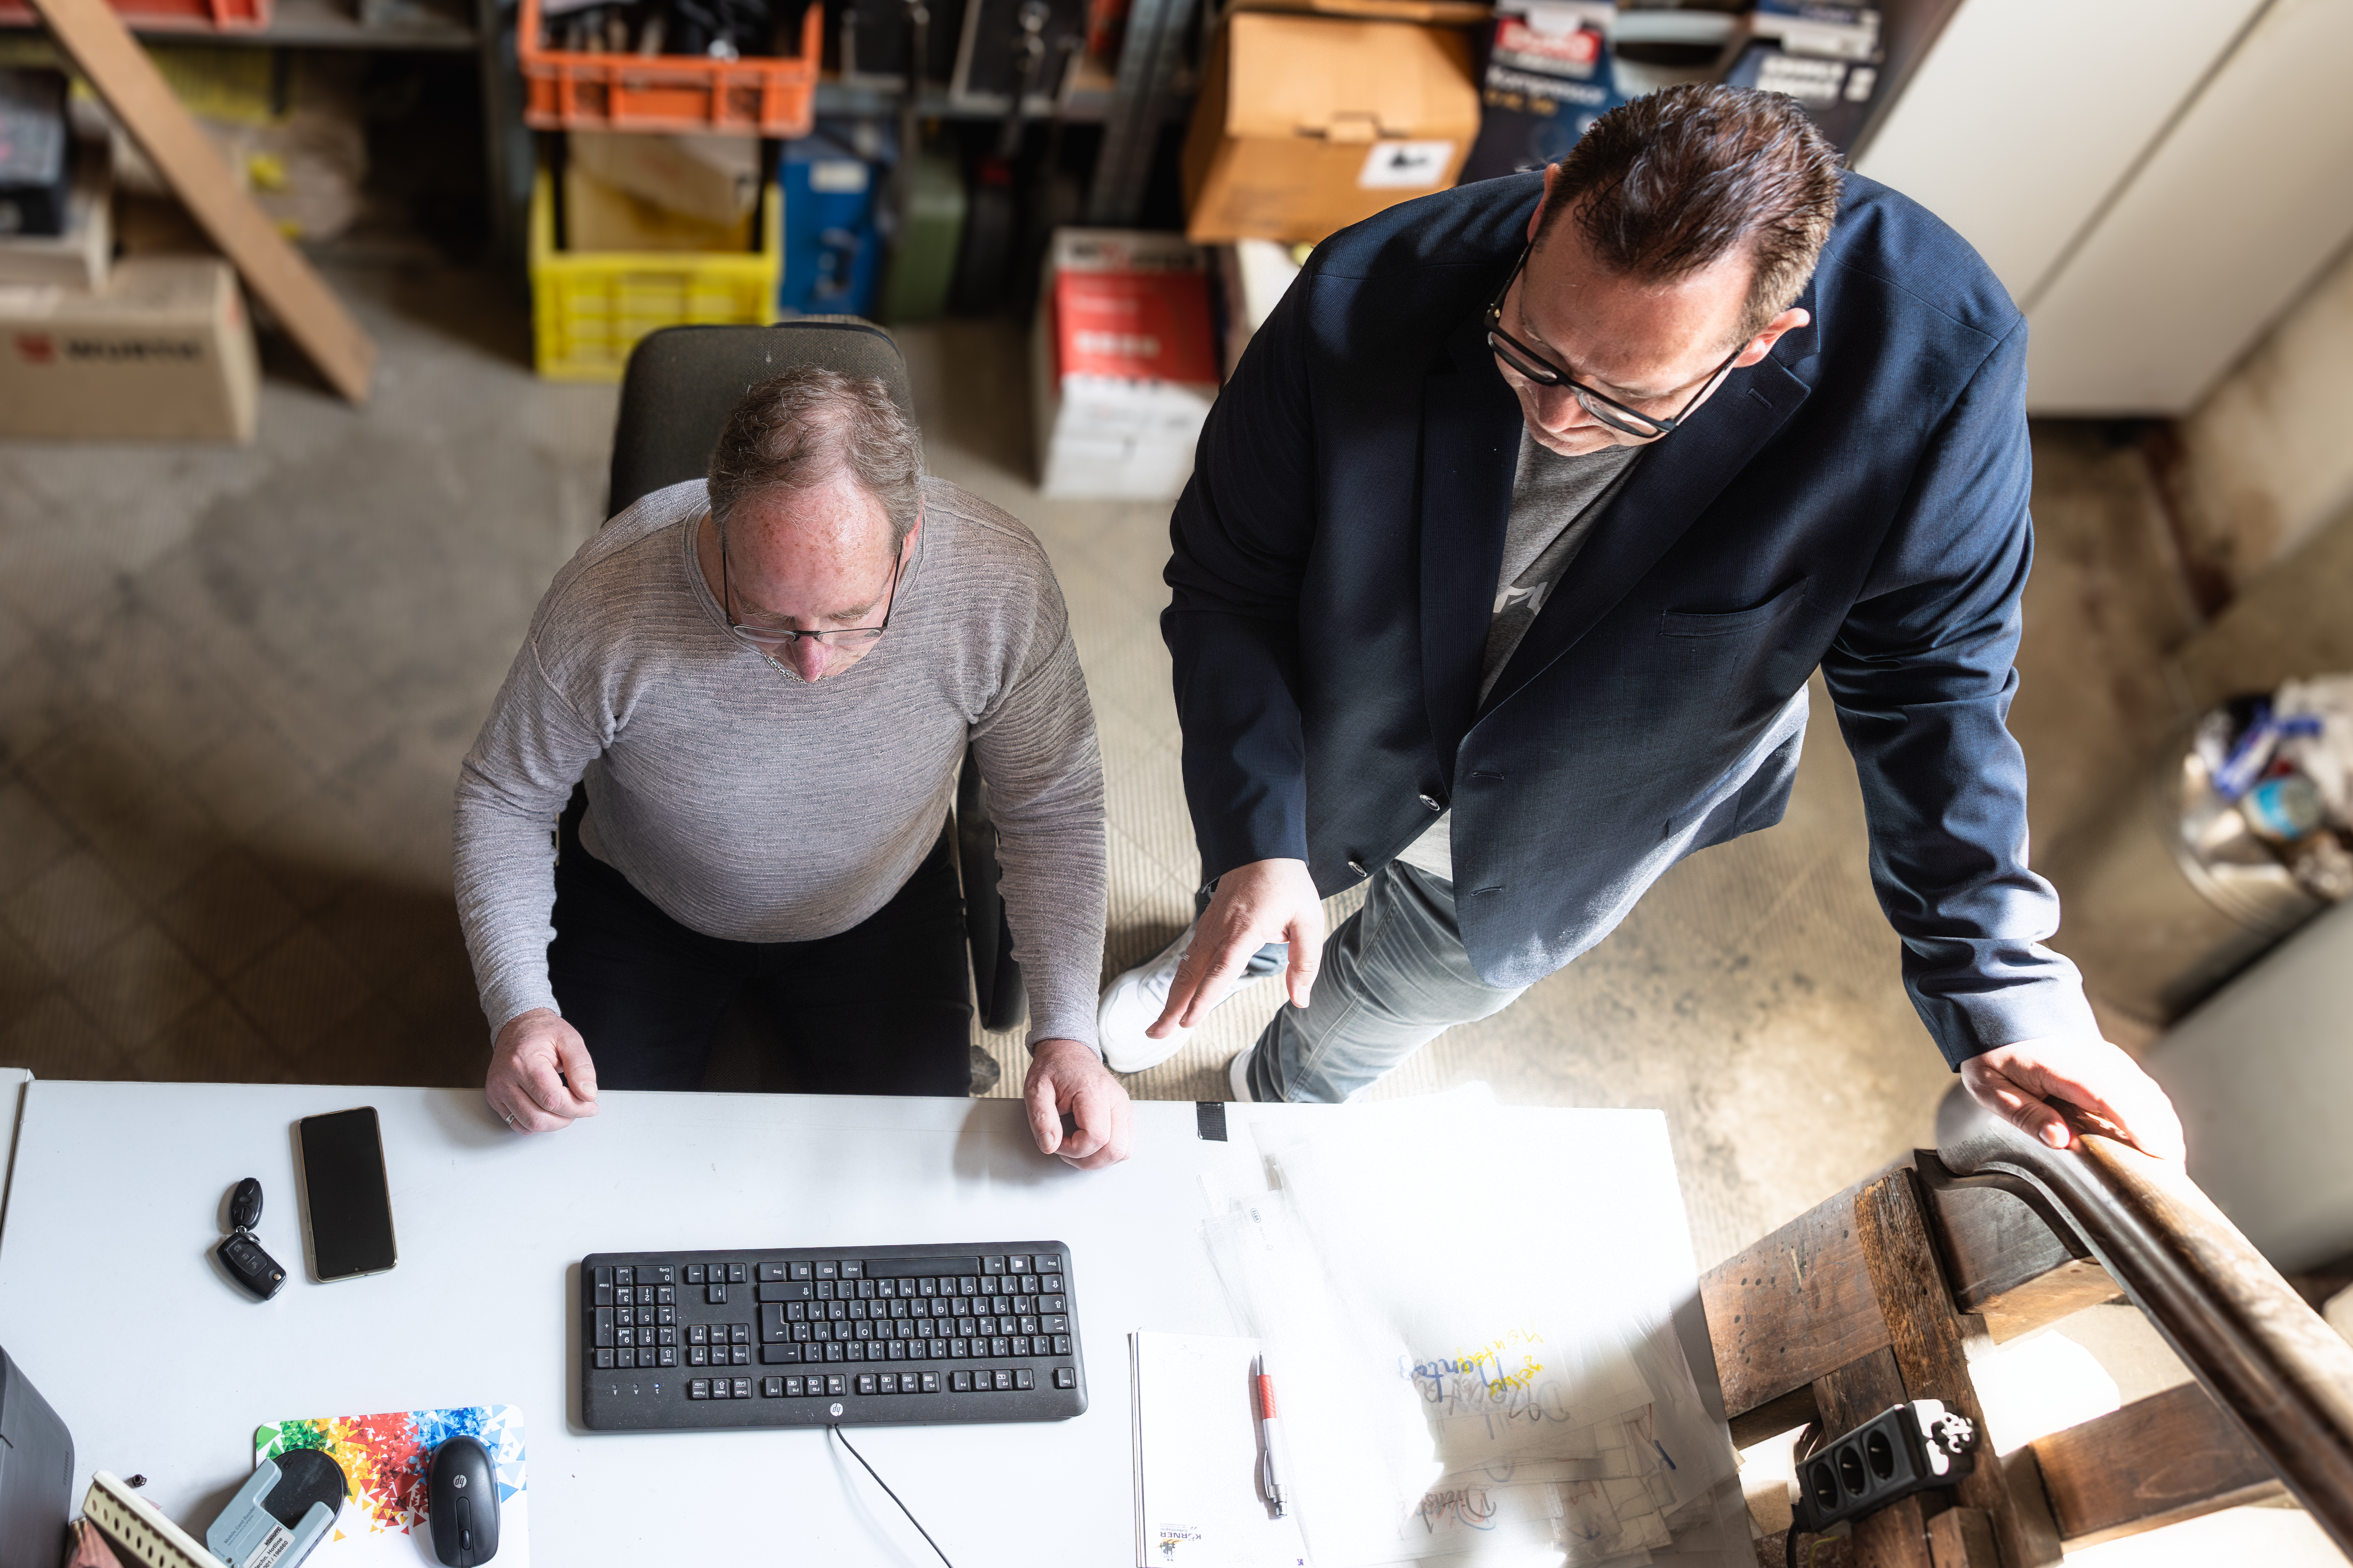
[1198,1089,1747,1567]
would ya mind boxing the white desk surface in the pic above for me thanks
[0,1081,1725,1565]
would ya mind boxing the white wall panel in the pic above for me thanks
[1853,0,2266,303]
[2024,0,2353,415]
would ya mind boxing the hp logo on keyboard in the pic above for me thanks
[831,1403,843,1416]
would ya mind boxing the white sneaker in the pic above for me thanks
[1097,924,1271,1074]
[1227,1046,1259,1102]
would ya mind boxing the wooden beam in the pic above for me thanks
[1854,1168,2058,1567]
[28,0,376,403]
[1926,1507,1997,1568]
[2031,1381,2284,1548]
[1915,1155,2120,1341]
[1812,1347,1936,1568]
[1973,1257,2121,1344]
[1703,1172,1894,1423]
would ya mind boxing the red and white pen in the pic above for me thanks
[1254,1351,1294,1516]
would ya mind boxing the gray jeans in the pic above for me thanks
[1238,861,1528,1103]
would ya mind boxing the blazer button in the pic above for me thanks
[1417,794,1442,812]
[1347,859,1367,879]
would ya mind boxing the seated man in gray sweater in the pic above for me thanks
[453,368,1131,1169]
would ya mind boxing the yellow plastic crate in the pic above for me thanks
[529,167,783,383]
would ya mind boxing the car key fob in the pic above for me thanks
[220,1177,286,1300]
[219,1230,288,1299]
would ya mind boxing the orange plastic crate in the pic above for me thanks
[518,0,820,137]
[0,0,266,30]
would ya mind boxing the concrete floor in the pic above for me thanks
[0,259,2192,1274]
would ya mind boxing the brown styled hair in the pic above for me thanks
[706,368,926,549]
[1535,84,1844,344]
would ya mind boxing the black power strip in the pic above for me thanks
[1792,1399,1978,1534]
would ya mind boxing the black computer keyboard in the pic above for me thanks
[581,1241,1087,1431]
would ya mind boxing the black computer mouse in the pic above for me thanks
[426,1435,499,1566]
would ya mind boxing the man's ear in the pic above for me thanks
[1527,163,1564,244]
[1734,307,1811,368]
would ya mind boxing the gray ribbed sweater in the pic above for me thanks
[452,476,1106,1052]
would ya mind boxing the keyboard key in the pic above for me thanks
[949,1338,969,1358]
[730,1324,750,1344]
[877,1374,898,1394]
[658,1326,676,1345]
[689,1379,710,1399]
[708,1283,728,1305]
[921,1372,942,1392]
[1052,1334,1072,1355]
[656,1266,675,1285]
[729,1264,747,1284]
[762,1376,783,1397]
[1011,1337,1031,1357]
[1042,1294,1068,1311]
[636,1306,655,1327]
[757,1262,789,1281]
[990,1338,1010,1357]
[689,1346,708,1366]
[595,1348,614,1369]
[1036,1253,1061,1271]
[785,1376,804,1396]
[1054,1367,1075,1389]
[659,1346,678,1367]
[1041,1274,1064,1293]
[732,1378,752,1399]
[993,1369,1014,1391]
[791,1261,814,1281]
[825,1343,845,1362]
[826,1375,848,1396]
[689,1324,709,1345]
[1019,1315,1039,1336]
[594,1308,615,1347]
[732,1346,751,1366]
[1043,1314,1069,1334]
[1016,1368,1035,1390]
[685,1265,705,1283]
[616,1327,635,1348]
[761,1345,801,1364]
[982,1256,1005,1275]
[856,1374,877,1395]
[710,1378,730,1400]
[593,1265,614,1288]
[929,1339,948,1358]
[1009,1255,1033,1274]
[949,1371,972,1392]
[758,1281,813,1302]
[656,1286,675,1305]
[760,1305,789,1342]
[815,1261,839,1280]
[886,1341,906,1360]
[840,1261,863,1279]
[616,1267,634,1286]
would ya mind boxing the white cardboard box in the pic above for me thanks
[1031,228,1221,501]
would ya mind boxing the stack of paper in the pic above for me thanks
[1196,1088,1748,1567]
[1132,1333,1314,1567]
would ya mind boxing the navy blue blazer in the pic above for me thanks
[1163,170,2097,1067]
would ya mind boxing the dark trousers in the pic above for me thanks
[548,810,973,1095]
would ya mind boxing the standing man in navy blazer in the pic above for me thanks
[1099,84,2182,1158]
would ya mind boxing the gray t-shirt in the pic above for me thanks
[452,476,1107,1052]
[1395,431,1641,880]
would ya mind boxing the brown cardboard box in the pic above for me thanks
[563,161,755,254]
[568,130,761,229]
[1181,11,1479,245]
[0,256,258,440]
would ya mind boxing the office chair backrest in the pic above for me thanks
[605,320,918,519]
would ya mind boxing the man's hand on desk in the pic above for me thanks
[1960,1036,2186,1163]
[1024,1038,1134,1169]
[488,1008,602,1134]
[1150,857,1325,1038]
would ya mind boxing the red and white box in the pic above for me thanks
[1031,228,1221,501]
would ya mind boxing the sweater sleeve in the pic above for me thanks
[968,628,1109,1054]
[451,631,608,1038]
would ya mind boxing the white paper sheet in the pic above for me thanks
[1133,1332,1315,1568]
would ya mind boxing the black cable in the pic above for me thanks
[829,1424,955,1568]
[1785,1524,1799,1568]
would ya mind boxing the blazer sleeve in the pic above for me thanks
[1822,316,2102,1067]
[1161,277,1321,883]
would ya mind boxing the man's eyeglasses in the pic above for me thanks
[720,532,900,653]
[1484,242,1744,441]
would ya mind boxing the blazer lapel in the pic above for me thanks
[1419,316,1524,785]
[1478,343,1816,717]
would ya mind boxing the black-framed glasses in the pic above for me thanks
[1484,243,1744,440]
[720,533,901,655]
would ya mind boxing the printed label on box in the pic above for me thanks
[1359,141,1455,190]
[809,159,869,194]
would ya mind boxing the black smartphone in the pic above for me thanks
[295,1107,398,1282]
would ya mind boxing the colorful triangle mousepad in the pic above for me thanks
[253,1404,530,1565]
